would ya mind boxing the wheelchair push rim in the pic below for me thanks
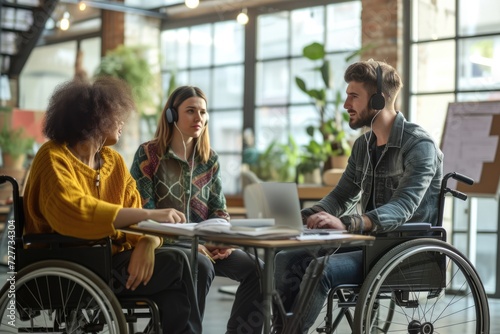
[353,239,489,334]
[0,259,127,334]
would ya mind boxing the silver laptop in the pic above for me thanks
[241,182,344,235]
[243,182,303,230]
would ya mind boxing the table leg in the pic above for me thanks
[191,236,198,292]
[263,247,275,333]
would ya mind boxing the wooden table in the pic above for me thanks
[126,224,374,333]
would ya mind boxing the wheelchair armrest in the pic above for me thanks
[393,222,432,232]
[23,233,111,248]
[19,233,113,282]
[364,222,446,276]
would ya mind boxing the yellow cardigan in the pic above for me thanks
[24,140,143,254]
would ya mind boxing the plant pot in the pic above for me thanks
[1,153,25,170]
[329,155,349,170]
[323,168,343,186]
[302,168,322,185]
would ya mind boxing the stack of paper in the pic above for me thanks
[137,218,231,237]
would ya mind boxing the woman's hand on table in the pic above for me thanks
[199,244,234,261]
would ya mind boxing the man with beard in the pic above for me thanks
[273,60,443,333]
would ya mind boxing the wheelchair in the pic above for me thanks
[0,175,161,334]
[283,172,490,334]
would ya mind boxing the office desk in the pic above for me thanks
[126,225,374,333]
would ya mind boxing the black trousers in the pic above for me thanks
[111,247,202,334]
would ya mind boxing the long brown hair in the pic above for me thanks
[152,86,211,163]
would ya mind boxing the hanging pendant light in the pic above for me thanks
[237,8,249,25]
[185,0,199,9]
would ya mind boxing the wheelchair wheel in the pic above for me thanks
[353,238,489,334]
[0,260,127,333]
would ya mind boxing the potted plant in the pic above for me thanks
[297,125,332,184]
[94,45,160,138]
[0,124,34,169]
[250,135,301,182]
[295,42,366,170]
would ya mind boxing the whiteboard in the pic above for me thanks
[441,101,500,195]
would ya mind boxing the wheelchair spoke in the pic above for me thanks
[353,239,489,334]
[0,261,127,334]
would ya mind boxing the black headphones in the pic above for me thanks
[369,63,385,110]
[165,89,179,124]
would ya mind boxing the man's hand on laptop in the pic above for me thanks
[306,212,345,230]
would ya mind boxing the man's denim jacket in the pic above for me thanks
[304,112,443,232]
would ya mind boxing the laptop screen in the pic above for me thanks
[243,182,304,231]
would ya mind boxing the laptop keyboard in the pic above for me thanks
[302,228,344,235]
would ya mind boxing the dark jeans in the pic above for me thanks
[111,247,202,334]
[274,246,363,333]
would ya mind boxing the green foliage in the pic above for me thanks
[297,125,332,175]
[250,42,372,182]
[250,135,300,182]
[0,124,34,158]
[94,45,156,115]
[295,42,371,159]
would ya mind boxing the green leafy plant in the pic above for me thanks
[94,45,160,136]
[0,124,34,159]
[295,42,367,159]
[251,135,300,182]
[95,45,155,108]
[297,125,332,175]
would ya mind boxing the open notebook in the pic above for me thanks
[137,218,231,237]
[136,217,300,239]
[233,182,345,239]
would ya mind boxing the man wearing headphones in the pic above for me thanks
[131,86,264,334]
[273,60,443,333]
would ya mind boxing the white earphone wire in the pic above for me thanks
[357,109,382,215]
[185,139,201,223]
[174,115,208,223]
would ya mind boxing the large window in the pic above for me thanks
[409,0,500,297]
[255,2,362,152]
[20,37,101,111]
[161,1,362,194]
[409,0,500,141]
[161,21,245,194]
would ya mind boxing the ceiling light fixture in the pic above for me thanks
[185,0,199,9]
[59,11,70,31]
[78,1,87,11]
[236,8,249,25]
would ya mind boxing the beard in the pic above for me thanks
[348,107,379,130]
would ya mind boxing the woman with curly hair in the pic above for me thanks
[23,76,202,334]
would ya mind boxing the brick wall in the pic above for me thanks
[101,9,125,57]
[361,0,403,110]
[361,0,403,74]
